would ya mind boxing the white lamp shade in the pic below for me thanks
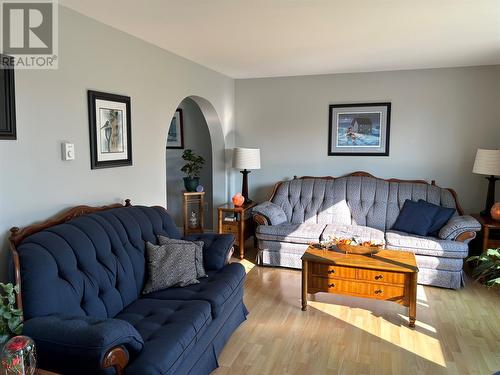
[233,147,261,170]
[473,149,500,176]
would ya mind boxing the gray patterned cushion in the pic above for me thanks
[157,236,207,278]
[252,201,287,225]
[438,215,481,240]
[143,241,199,294]
[318,199,351,225]
[256,223,325,244]
[385,230,468,258]
[321,224,385,244]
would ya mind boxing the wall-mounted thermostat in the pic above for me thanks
[61,142,75,161]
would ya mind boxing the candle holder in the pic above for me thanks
[1,336,37,375]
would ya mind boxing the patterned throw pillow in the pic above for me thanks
[143,241,199,294]
[158,236,207,278]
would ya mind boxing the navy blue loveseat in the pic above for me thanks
[11,204,247,374]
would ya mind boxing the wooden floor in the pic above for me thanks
[214,247,500,375]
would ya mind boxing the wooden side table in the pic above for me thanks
[183,192,205,236]
[472,214,500,252]
[217,202,257,259]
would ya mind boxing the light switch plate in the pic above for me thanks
[62,142,75,160]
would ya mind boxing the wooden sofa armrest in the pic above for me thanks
[253,214,269,226]
[455,231,476,243]
[103,346,129,375]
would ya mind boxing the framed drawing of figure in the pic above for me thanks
[88,90,132,169]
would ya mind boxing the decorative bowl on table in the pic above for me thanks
[326,236,384,255]
[336,243,382,255]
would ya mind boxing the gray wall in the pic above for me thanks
[235,66,500,212]
[0,6,235,280]
[167,98,213,230]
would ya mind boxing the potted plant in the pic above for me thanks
[0,283,23,349]
[466,248,499,288]
[181,149,205,192]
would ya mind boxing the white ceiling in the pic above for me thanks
[60,0,500,79]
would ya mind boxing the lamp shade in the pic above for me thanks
[233,148,261,170]
[472,149,500,176]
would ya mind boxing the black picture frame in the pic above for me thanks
[166,108,184,149]
[0,55,17,140]
[88,90,132,169]
[328,102,391,156]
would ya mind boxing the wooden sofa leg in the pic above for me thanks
[103,346,129,375]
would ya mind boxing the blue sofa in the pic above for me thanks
[11,204,247,374]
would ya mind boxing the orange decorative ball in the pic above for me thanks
[232,193,245,207]
[491,203,500,221]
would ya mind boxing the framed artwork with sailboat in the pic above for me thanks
[328,102,391,156]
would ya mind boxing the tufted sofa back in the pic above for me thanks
[16,206,180,320]
[271,176,458,231]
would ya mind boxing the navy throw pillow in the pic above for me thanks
[418,199,455,237]
[392,199,440,236]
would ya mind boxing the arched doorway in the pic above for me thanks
[166,96,225,231]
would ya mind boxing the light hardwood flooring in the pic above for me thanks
[214,247,500,375]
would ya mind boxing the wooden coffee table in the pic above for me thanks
[301,246,418,327]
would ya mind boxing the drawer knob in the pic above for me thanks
[374,289,383,295]
[328,283,336,288]
[374,275,384,280]
[328,269,335,274]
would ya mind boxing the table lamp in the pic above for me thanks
[233,147,261,204]
[473,149,500,217]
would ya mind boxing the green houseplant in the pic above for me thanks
[466,248,500,288]
[181,149,205,192]
[0,283,23,347]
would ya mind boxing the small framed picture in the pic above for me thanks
[166,108,184,149]
[88,90,132,169]
[328,102,391,156]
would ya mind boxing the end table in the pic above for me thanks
[218,202,257,259]
[472,214,500,252]
[183,192,205,236]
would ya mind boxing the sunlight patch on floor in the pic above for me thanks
[308,295,446,367]
[236,257,256,274]
[417,284,428,302]
[417,285,430,307]
[397,313,437,333]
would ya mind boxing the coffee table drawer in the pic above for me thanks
[365,283,405,300]
[309,276,345,292]
[309,277,405,300]
[357,269,405,285]
[311,263,356,279]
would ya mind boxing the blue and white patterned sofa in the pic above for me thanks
[252,173,481,289]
